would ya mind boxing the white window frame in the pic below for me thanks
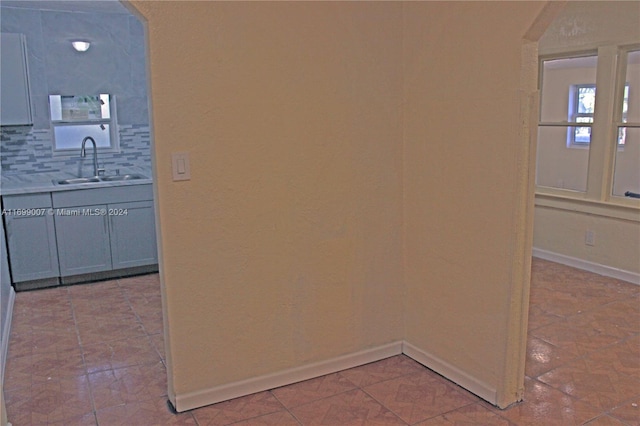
[537,44,640,210]
[50,94,120,156]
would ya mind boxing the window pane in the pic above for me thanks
[577,86,596,114]
[49,94,110,121]
[536,126,589,192]
[613,127,640,197]
[54,124,111,150]
[622,51,639,123]
[540,55,598,123]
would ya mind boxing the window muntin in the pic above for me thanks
[612,50,640,198]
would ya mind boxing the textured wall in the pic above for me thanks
[133,0,404,401]
[402,1,546,407]
[132,0,546,411]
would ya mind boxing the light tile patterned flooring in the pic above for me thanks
[3,259,639,425]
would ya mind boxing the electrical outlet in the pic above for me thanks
[585,230,595,246]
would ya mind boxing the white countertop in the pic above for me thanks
[0,167,153,196]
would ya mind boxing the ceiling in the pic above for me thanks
[0,0,132,15]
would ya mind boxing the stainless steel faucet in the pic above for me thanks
[80,136,104,177]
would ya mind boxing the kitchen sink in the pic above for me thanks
[55,177,101,185]
[99,174,146,182]
[53,174,147,186]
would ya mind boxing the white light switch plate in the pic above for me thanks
[171,152,191,181]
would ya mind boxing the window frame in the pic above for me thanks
[536,44,640,207]
[49,94,120,156]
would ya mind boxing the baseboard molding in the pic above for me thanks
[174,341,403,412]
[1,287,16,384]
[173,340,501,412]
[533,248,640,285]
[402,341,498,406]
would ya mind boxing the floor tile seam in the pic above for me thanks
[72,370,100,424]
[526,317,569,333]
[528,376,591,405]
[527,353,591,380]
[85,357,163,376]
[270,383,367,413]
[603,391,640,416]
[118,282,151,331]
[580,412,622,426]
[533,377,633,415]
[77,329,152,350]
[280,386,409,426]
[91,392,170,414]
[578,336,640,364]
[336,369,426,390]
[357,383,419,425]
[527,330,616,358]
[219,406,300,426]
[87,357,166,377]
[403,401,485,426]
[599,411,636,426]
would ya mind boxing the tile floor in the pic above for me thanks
[3,259,639,425]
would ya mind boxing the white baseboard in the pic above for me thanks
[174,341,403,412]
[533,248,640,285]
[173,340,502,412]
[402,341,497,406]
[1,287,16,384]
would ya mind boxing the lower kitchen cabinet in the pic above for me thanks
[109,201,158,269]
[55,205,112,276]
[2,193,59,284]
[52,184,157,279]
[2,184,157,289]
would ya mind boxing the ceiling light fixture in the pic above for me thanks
[72,40,91,52]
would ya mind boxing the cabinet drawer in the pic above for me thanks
[52,184,153,208]
[3,193,52,209]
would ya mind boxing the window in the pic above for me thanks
[568,84,595,145]
[567,84,629,146]
[537,54,597,192]
[537,46,640,200]
[49,94,119,154]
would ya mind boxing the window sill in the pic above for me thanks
[535,190,640,222]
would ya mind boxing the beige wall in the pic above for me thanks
[131,0,548,411]
[535,1,640,276]
[132,0,405,404]
[403,1,547,407]
[535,207,640,273]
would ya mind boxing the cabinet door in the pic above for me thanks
[4,212,59,282]
[0,33,32,126]
[55,206,112,276]
[109,201,158,269]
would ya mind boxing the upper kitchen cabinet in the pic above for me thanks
[0,33,33,126]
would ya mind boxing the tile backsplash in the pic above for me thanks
[1,124,151,178]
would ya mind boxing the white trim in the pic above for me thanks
[174,341,403,412]
[173,340,503,412]
[533,247,640,285]
[401,341,498,406]
[1,287,16,384]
